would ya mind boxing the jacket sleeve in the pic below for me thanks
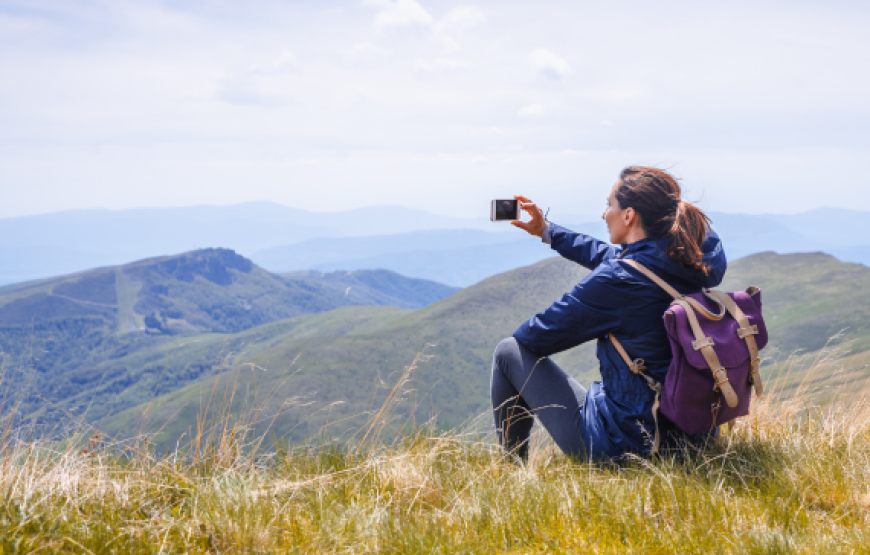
[548,222,619,270]
[513,265,622,357]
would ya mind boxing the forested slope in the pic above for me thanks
[0,249,457,427]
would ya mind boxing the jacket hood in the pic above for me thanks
[621,229,727,290]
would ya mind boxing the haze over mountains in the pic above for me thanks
[0,204,498,285]
[1,203,868,287]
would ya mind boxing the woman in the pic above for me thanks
[492,166,726,461]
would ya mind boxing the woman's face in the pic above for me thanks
[602,181,630,244]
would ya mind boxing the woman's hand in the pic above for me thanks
[511,195,546,238]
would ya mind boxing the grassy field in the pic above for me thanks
[2,345,870,553]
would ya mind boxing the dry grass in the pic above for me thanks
[1,346,870,553]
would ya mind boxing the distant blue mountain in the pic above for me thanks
[252,229,516,272]
[251,210,870,287]
[0,203,495,285]
[2,203,868,287]
[306,239,551,287]
[765,207,869,246]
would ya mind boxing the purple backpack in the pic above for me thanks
[609,260,767,452]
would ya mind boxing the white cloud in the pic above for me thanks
[437,35,462,54]
[528,48,572,80]
[435,5,486,32]
[217,75,292,107]
[363,0,433,29]
[217,52,300,107]
[472,126,504,136]
[352,42,390,59]
[253,51,299,72]
[1,1,869,219]
[413,58,472,72]
[518,103,545,117]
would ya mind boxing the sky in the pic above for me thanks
[0,0,868,220]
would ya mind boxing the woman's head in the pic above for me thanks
[603,166,711,273]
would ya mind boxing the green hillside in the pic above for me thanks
[103,251,870,451]
[102,256,590,446]
[0,249,457,427]
[719,251,870,352]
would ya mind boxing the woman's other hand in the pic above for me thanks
[511,195,546,237]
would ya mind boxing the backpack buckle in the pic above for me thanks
[737,325,758,339]
[712,367,729,389]
[692,337,714,350]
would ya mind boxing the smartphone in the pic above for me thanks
[490,199,519,222]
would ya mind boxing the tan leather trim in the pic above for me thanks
[607,333,661,453]
[608,333,645,374]
[692,337,715,350]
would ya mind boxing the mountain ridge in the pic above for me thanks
[2,203,869,286]
[0,248,459,426]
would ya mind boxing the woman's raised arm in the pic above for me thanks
[511,195,618,270]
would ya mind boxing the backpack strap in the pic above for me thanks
[607,333,662,453]
[623,259,727,321]
[706,290,764,397]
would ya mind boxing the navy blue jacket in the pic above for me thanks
[513,222,727,459]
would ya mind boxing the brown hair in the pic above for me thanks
[615,166,711,273]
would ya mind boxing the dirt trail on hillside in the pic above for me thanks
[47,290,117,308]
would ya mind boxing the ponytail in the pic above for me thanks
[615,167,711,273]
[668,200,711,273]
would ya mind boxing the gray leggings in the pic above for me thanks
[490,337,589,460]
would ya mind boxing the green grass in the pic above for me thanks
[3,347,870,553]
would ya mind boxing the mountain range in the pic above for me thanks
[78,251,870,451]
[0,249,457,426]
[1,203,868,287]
[249,207,865,286]
[3,236,869,452]
[0,203,495,285]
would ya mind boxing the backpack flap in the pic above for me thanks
[664,287,768,371]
